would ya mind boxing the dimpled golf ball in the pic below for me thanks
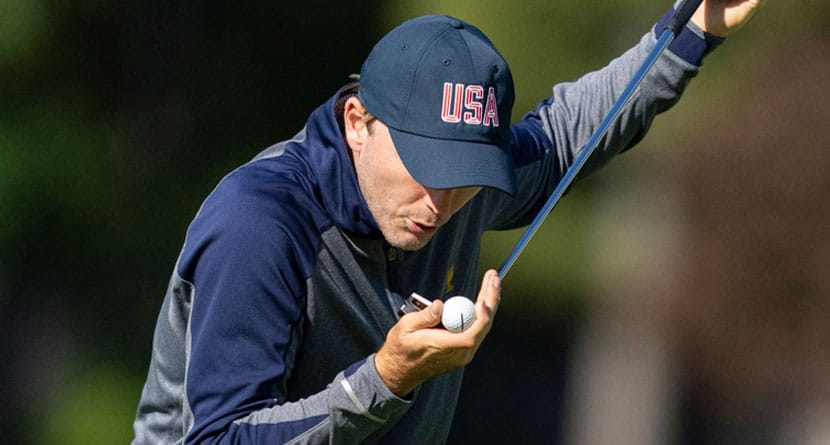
[441,296,476,333]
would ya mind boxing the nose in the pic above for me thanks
[424,188,453,216]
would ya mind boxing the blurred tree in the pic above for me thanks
[1,1,381,443]
[673,33,830,445]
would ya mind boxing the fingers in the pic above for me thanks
[425,269,501,339]
[402,299,443,332]
[478,269,502,318]
[696,0,765,36]
[429,269,502,362]
[470,269,501,333]
[394,270,501,344]
[375,273,502,396]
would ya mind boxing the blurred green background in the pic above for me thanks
[2,1,828,444]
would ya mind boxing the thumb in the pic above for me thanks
[407,299,443,330]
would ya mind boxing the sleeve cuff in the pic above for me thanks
[654,7,726,67]
[339,355,411,423]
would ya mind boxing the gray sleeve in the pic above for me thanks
[132,271,410,444]
[540,29,697,183]
[231,355,410,444]
[484,28,699,230]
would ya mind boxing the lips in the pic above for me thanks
[407,218,438,235]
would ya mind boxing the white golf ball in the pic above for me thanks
[441,296,476,333]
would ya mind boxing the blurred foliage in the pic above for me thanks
[0,0,48,67]
[381,0,665,113]
[1,0,825,443]
[33,364,140,444]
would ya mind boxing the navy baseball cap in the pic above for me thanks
[358,15,517,196]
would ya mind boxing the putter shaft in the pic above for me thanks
[497,0,702,280]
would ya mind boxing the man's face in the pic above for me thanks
[352,120,481,251]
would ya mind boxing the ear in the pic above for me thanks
[343,96,369,155]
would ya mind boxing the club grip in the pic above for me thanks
[666,0,704,36]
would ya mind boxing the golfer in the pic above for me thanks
[133,1,764,443]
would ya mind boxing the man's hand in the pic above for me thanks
[692,0,767,37]
[374,270,502,397]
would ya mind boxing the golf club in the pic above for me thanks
[498,0,704,279]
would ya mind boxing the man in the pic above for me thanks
[133,1,764,443]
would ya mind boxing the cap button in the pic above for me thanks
[449,19,464,29]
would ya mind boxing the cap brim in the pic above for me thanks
[388,127,516,196]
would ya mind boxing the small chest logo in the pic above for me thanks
[441,83,499,127]
[445,264,455,295]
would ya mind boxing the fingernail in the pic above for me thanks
[492,275,501,290]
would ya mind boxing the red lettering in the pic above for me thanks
[463,85,484,124]
[441,83,499,127]
[482,86,499,127]
[441,82,464,123]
